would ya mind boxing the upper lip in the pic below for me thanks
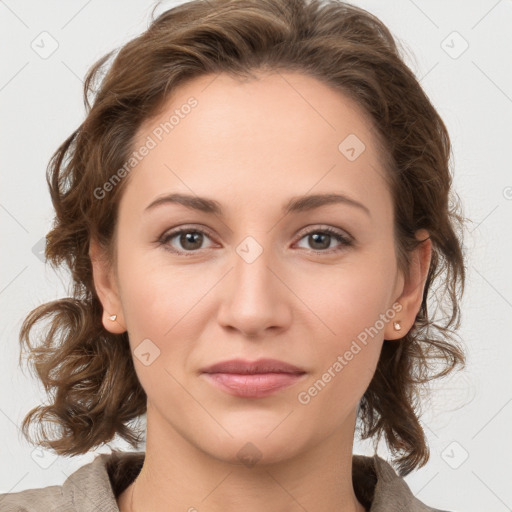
[201,358,305,374]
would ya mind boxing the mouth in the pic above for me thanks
[200,358,307,398]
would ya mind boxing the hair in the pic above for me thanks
[18,0,466,476]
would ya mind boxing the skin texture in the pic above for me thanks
[90,71,431,512]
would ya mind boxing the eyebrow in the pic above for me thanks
[144,192,371,217]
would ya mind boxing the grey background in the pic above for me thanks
[1,0,511,510]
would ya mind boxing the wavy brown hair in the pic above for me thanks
[18,0,466,476]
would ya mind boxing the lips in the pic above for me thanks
[201,358,305,375]
[200,358,306,398]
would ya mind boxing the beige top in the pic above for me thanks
[0,450,449,511]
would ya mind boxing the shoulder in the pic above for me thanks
[352,454,453,512]
[0,484,64,512]
[0,450,145,512]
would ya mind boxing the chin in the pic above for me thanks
[199,425,311,467]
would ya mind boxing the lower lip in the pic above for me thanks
[202,372,305,398]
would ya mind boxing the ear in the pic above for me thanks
[89,238,126,334]
[384,228,432,340]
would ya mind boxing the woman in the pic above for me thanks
[0,0,465,510]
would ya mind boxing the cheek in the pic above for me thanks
[295,342,381,433]
[118,243,397,347]
[115,256,205,401]
[292,252,397,343]
[116,240,202,336]
[294,267,389,419]
[292,252,395,404]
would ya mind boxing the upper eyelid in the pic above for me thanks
[161,224,216,241]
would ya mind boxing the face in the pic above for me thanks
[91,71,428,465]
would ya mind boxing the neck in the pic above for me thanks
[118,406,365,512]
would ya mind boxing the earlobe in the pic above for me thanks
[89,238,127,334]
[385,229,432,340]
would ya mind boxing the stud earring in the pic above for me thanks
[109,314,117,321]
[393,321,402,331]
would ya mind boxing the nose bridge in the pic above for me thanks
[234,235,273,295]
[217,233,289,336]
[233,233,278,309]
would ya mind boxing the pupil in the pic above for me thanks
[181,232,202,250]
[310,233,329,249]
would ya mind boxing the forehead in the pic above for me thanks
[123,71,391,221]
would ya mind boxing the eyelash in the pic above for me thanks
[157,225,353,257]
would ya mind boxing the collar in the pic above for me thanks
[58,450,444,511]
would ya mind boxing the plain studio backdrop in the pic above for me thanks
[1,1,511,510]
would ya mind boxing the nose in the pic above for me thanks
[216,242,292,338]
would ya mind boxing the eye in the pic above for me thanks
[294,226,353,254]
[159,226,215,255]
[158,225,353,256]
